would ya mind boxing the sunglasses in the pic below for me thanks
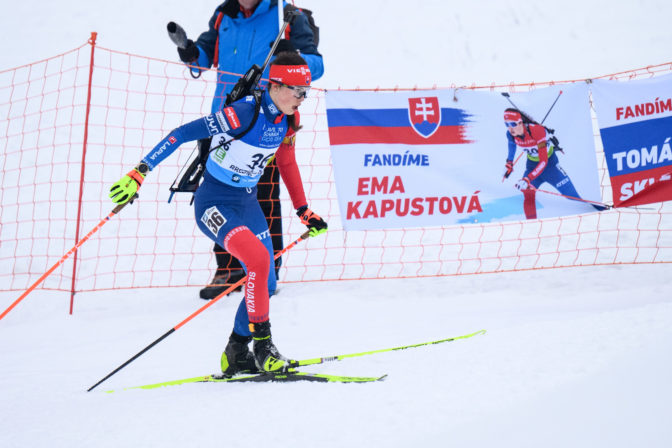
[274,81,311,99]
[505,121,522,128]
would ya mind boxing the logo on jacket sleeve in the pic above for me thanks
[223,107,241,130]
[408,97,441,138]
[204,115,220,135]
[214,111,230,133]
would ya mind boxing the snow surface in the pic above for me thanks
[2,1,672,447]
[2,265,671,447]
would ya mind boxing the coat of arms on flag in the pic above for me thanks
[408,97,441,138]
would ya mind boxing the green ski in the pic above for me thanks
[104,329,484,392]
[208,371,387,384]
[291,329,487,368]
[106,370,386,392]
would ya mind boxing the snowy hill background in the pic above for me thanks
[4,0,672,88]
[2,1,672,447]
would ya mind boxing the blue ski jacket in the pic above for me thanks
[143,89,284,185]
[141,89,307,207]
[191,0,323,112]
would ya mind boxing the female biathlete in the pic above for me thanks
[503,108,604,219]
[108,52,327,376]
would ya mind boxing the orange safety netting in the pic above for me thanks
[1,37,670,299]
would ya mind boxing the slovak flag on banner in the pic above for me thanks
[408,97,441,138]
[592,74,672,207]
[326,91,471,146]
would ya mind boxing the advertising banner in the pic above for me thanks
[326,84,604,230]
[591,75,672,207]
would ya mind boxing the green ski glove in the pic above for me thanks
[296,205,328,237]
[109,162,149,205]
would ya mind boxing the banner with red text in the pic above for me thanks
[591,74,672,207]
[325,84,603,230]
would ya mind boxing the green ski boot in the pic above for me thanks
[220,332,259,378]
[250,320,293,373]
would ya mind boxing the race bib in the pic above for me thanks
[201,206,227,237]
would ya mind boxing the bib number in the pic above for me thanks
[248,153,275,171]
[201,206,227,237]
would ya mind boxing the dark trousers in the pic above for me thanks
[213,157,284,277]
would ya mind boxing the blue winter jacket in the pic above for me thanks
[191,0,324,112]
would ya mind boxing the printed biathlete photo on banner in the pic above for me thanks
[502,105,606,220]
[325,83,604,231]
[591,73,672,208]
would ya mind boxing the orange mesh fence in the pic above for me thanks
[1,37,671,299]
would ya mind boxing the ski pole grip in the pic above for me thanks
[167,22,189,49]
[112,194,139,215]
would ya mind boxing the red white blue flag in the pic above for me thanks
[326,93,470,146]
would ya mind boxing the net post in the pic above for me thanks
[69,32,98,315]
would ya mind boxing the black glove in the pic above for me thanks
[272,39,296,55]
[177,39,199,63]
[296,205,328,237]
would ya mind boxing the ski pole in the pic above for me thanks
[87,229,311,392]
[501,90,562,126]
[0,198,136,322]
[539,90,563,125]
[521,184,655,211]
[529,186,612,209]
[501,91,519,110]
[291,329,487,368]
